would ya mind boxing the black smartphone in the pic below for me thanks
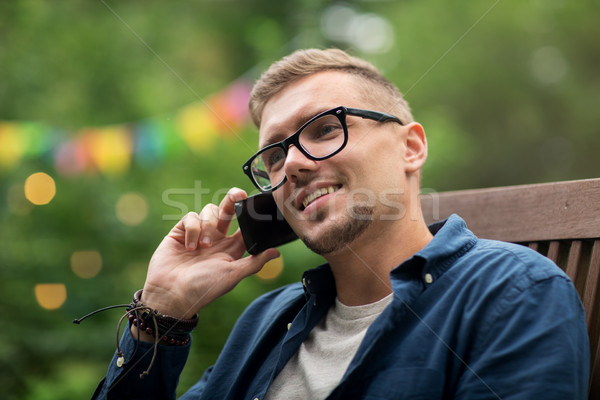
[234,193,298,255]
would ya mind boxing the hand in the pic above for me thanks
[139,188,280,319]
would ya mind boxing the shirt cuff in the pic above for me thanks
[92,322,192,400]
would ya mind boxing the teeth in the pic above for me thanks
[302,186,337,209]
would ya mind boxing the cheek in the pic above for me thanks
[273,188,295,217]
[348,149,407,193]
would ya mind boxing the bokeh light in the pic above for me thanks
[351,14,394,54]
[115,192,149,226]
[321,5,393,54]
[321,4,358,43]
[24,172,56,205]
[35,283,67,310]
[71,250,102,279]
[256,256,284,281]
[530,46,568,84]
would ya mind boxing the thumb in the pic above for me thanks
[236,248,281,277]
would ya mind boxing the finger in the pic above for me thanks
[179,212,202,250]
[225,229,248,260]
[204,229,246,260]
[198,203,220,248]
[216,188,247,235]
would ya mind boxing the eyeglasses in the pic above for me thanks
[242,106,404,192]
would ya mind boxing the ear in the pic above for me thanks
[403,122,427,173]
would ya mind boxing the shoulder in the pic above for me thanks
[451,238,584,328]
[424,214,569,291]
[457,238,570,289]
[441,237,583,324]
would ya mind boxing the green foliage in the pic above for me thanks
[0,0,598,398]
[23,361,106,400]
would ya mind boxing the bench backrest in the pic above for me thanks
[420,178,600,398]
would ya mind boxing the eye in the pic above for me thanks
[267,152,284,170]
[319,124,342,137]
[303,118,343,141]
[260,147,285,173]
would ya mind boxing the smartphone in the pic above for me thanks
[234,193,298,255]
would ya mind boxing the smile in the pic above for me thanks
[301,185,340,210]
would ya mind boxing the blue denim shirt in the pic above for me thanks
[94,214,590,399]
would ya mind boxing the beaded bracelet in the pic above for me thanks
[113,291,199,378]
[74,289,199,378]
[129,314,190,346]
[129,289,198,342]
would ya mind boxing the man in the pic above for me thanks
[93,49,589,399]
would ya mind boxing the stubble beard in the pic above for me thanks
[300,205,374,255]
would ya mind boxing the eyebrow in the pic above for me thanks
[259,107,332,149]
[259,130,290,149]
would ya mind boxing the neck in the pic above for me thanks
[324,211,433,306]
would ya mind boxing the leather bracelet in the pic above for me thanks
[73,290,196,377]
[128,289,198,342]
[129,315,191,346]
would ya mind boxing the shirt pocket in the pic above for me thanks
[361,367,445,400]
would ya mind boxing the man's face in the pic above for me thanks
[258,71,411,255]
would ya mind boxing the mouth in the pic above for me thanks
[299,185,341,211]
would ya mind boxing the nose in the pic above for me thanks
[284,145,318,184]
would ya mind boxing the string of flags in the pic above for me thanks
[0,80,254,177]
[1,79,289,311]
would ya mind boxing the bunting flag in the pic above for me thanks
[0,80,254,177]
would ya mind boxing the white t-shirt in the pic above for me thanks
[265,293,393,400]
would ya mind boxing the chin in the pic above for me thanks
[299,205,374,255]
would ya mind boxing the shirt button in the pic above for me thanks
[424,273,434,284]
[287,323,292,330]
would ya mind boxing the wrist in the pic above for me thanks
[127,289,197,346]
[140,287,196,319]
[130,321,156,343]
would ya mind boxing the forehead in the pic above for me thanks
[258,71,370,148]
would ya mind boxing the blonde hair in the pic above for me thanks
[249,48,414,127]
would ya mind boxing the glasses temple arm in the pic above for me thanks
[345,108,404,125]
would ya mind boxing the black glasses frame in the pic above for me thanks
[242,105,404,192]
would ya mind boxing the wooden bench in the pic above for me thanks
[420,178,600,399]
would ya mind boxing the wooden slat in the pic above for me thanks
[566,241,584,293]
[572,241,594,299]
[421,178,600,242]
[584,240,600,335]
[547,241,561,264]
[528,242,540,252]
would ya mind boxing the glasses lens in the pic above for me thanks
[299,113,345,158]
[251,146,286,190]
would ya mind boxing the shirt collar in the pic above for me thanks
[302,264,335,302]
[393,213,477,284]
